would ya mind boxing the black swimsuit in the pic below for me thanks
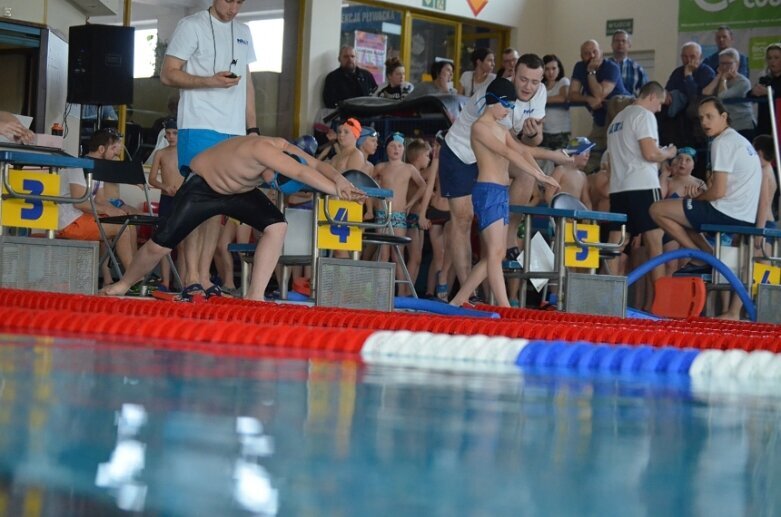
[152,173,285,249]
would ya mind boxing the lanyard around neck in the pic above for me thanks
[207,7,236,75]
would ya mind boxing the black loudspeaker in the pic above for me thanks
[67,24,134,106]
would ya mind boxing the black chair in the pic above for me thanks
[339,169,417,297]
[87,158,181,289]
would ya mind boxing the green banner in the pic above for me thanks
[749,35,779,70]
[678,0,781,31]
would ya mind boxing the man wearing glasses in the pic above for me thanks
[160,0,257,300]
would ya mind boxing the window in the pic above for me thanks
[247,18,284,73]
[133,28,157,79]
[409,16,457,84]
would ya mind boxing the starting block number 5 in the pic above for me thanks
[317,200,363,251]
[1,170,60,230]
[564,222,600,268]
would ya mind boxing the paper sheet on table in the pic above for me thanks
[517,232,555,292]
[0,114,33,143]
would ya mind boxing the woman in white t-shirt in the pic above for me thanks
[541,54,571,150]
[457,47,496,97]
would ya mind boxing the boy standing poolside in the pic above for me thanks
[374,132,427,293]
[450,78,560,307]
[148,120,186,289]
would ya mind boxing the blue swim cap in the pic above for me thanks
[356,127,379,148]
[565,136,596,156]
[293,134,318,156]
[272,152,306,195]
[677,147,697,159]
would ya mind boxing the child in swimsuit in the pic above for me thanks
[373,132,427,295]
[449,78,559,307]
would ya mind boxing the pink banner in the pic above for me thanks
[354,30,387,86]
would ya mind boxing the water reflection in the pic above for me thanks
[0,336,778,516]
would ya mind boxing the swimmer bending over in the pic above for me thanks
[100,135,365,300]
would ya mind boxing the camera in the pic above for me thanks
[759,76,772,87]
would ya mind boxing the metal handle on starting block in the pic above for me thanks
[322,190,392,230]
[572,220,626,250]
[2,165,93,204]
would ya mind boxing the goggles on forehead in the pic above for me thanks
[485,93,516,110]
[385,132,405,147]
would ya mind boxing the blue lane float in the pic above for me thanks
[394,297,500,319]
[626,248,756,321]
[518,340,701,375]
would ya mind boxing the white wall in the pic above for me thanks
[514,0,680,137]
[1,0,85,34]
[299,0,534,131]
[386,0,526,24]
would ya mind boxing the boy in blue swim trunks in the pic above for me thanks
[450,78,560,307]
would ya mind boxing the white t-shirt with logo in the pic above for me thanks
[606,104,660,193]
[710,127,761,223]
[543,77,571,134]
[57,168,100,231]
[445,82,546,165]
[167,10,256,136]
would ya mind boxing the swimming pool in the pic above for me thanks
[0,290,780,515]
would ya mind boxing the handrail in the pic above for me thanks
[572,219,626,250]
[322,186,394,230]
[1,163,92,204]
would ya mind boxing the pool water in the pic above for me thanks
[0,335,779,516]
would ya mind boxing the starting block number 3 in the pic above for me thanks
[1,170,60,230]
[317,200,363,251]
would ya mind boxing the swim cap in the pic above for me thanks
[384,131,405,148]
[484,77,518,106]
[342,118,362,140]
[566,136,596,156]
[357,127,379,148]
[677,147,697,159]
[273,152,306,195]
[293,134,318,156]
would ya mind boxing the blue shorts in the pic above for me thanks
[439,142,478,199]
[683,199,753,231]
[177,129,236,176]
[472,182,509,231]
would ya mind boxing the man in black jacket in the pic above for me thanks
[323,46,378,108]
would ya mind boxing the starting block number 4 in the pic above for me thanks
[564,222,600,268]
[753,262,781,296]
[1,169,60,230]
[317,200,363,251]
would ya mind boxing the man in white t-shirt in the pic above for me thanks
[57,130,139,285]
[439,54,571,291]
[160,0,257,299]
[650,96,761,272]
[606,81,676,307]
